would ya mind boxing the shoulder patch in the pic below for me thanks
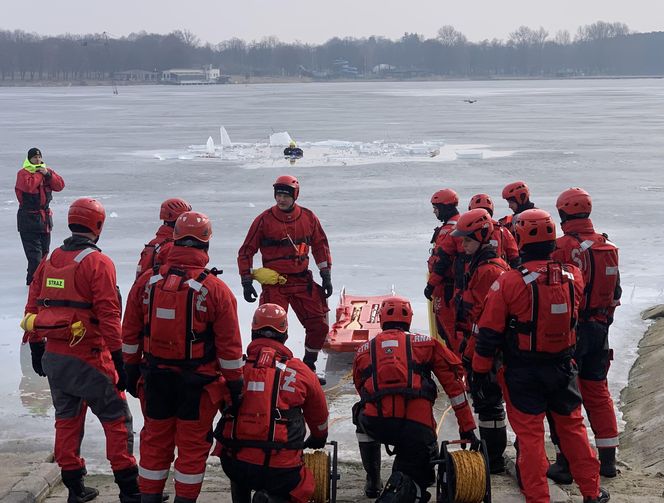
[490,280,500,291]
[412,334,432,343]
[357,341,369,353]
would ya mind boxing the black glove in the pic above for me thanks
[125,363,140,398]
[424,283,435,301]
[320,269,333,298]
[227,378,244,416]
[304,435,327,450]
[241,276,258,303]
[29,341,46,377]
[471,371,491,401]
[111,350,127,391]
[460,429,480,450]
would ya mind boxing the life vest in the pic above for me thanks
[568,233,619,320]
[260,235,311,265]
[34,247,98,345]
[218,346,305,453]
[143,267,216,366]
[137,238,172,277]
[507,263,577,356]
[358,333,438,411]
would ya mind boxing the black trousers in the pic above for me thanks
[20,231,50,284]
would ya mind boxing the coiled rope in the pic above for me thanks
[304,450,330,503]
[449,449,487,503]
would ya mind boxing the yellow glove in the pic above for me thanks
[69,321,87,347]
[252,267,287,286]
[20,313,37,332]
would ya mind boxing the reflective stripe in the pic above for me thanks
[551,303,568,314]
[317,419,328,431]
[489,239,498,247]
[562,270,575,281]
[356,432,375,442]
[317,261,329,269]
[219,357,244,370]
[605,266,619,275]
[74,248,96,263]
[521,272,540,285]
[381,340,399,349]
[450,392,467,407]
[595,437,619,448]
[247,381,265,392]
[156,307,176,320]
[186,279,203,291]
[275,361,287,371]
[149,274,163,285]
[173,468,205,485]
[478,419,506,429]
[122,343,139,354]
[304,346,320,353]
[139,466,169,481]
[580,240,594,252]
[472,324,479,334]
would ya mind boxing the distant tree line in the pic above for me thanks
[0,21,662,82]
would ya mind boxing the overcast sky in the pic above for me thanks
[4,0,662,44]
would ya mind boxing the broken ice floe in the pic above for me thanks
[148,127,515,167]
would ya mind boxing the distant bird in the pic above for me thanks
[463,99,477,104]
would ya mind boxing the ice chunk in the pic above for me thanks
[220,126,232,147]
[269,131,293,147]
[206,136,215,155]
[455,150,484,159]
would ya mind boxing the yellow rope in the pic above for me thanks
[304,450,330,503]
[436,405,452,436]
[449,450,487,503]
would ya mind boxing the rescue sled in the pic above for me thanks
[324,287,395,353]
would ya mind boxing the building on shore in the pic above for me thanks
[113,69,161,82]
[161,65,230,85]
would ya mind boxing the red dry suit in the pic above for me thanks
[135,224,174,279]
[25,235,135,473]
[551,218,621,450]
[122,245,243,500]
[238,204,332,354]
[215,338,329,503]
[473,259,601,502]
[427,217,465,352]
[489,220,520,267]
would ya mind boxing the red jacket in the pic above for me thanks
[490,220,519,266]
[122,246,243,382]
[427,217,463,294]
[15,166,65,233]
[25,236,122,353]
[218,338,329,468]
[353,329,475,433]
[552,218,621,324]
[238,204,332,277]
[472,259,584,374]
[135,224,174,279]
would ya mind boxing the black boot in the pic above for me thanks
[114,466,142,503]
[598,447,618,477]
[303,350,326,385]
[546,450,573,485]
[252,491,288,503]
[173,497,197,503]
[230,481,252,503]
[583,487,610,503]
[359,441,382,498]
[479,425,507,474]
[62,468,99,503]
[142,495,167,503]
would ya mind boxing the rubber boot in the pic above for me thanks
[114,466,142,503]
[142,495,167,503]
[598,447,618,477]
[303,350,326,386]
[479,425,507,474]
[583,487,610,503]
[230,481,252,503]
[173,497,197,503]
[359,441,382,498]
[62,468,99,503]
[546,450,573,485]
[252,491,289,503]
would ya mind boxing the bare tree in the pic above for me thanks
[436,25,467,46]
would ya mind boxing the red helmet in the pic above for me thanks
[556,187,592,217]
[452,209,494,243]
[514,209,556,248]
[379,296,413,328]
[502,181,530,204]
[173,211,212,243]
[468,193,494,215]
[252,303,288,333]
[68,198,106,237]
[160,198,192,222]
[273,175,300,200]
[431,188,458,206]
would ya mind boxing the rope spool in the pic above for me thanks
[304,450,331,503]
[449,449,487,503]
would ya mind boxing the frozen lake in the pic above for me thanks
[1,80,663,468]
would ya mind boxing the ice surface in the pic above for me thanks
[220,126,232,148]
[1,80,663,470]
[269,131,293,147]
